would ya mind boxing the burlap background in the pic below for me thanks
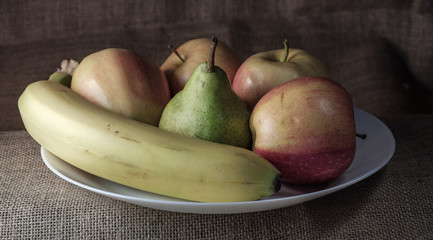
[1,0,433,239]
[1,0,433,130]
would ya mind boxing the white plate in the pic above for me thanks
[41,107,395,214]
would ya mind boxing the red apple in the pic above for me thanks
[71,48,170,126]
[250,76,356,185]
[161,38,241,96]
[232,40,329,110]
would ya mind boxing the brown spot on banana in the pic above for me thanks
[120,136,140,143]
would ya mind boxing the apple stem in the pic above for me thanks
[207,36,218,72]
[356,133,367,139]
[168,44,185,63]
[283,39,290,62]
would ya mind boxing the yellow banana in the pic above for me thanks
[18,79,281,202]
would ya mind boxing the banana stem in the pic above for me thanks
[58,58,79,75]
[48,59,79,87]
[168,44,185,63]
[207,36,218,72]
[283,39,290,62]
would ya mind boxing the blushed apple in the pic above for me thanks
[232,40,329,110]
[161,38,241,96]
[250,76,356,185]
[71,48,171,126]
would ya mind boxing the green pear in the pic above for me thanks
[159,37,252,149]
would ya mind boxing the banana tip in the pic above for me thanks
[274,174,282,193]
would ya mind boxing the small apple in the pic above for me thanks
[250,76,356,185]
[161,38,241,96]
[71,48,171,126]
[232,40,329,110]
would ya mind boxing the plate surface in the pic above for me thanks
[41,107,395,214]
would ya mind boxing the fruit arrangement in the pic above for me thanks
[18,36,360,202]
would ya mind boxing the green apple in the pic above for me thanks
[232,40,328,110]
[250,76,356,185]
[71,48,171,126]
[161,38,241,96]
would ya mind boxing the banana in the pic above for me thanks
[18,79,281,202]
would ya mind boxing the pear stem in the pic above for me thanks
[283,39,290,62]
[207,36,218,72]
[168,44,185,63]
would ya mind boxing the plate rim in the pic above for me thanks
[40,107,396,214]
